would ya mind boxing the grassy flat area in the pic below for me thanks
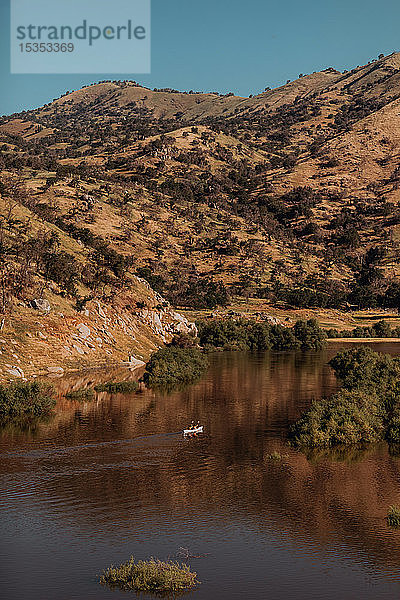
[182,299,400,331]
[327,338,400,343]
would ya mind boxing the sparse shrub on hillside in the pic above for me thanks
[43,250,80,294]
[277,286,330,308]
[334,95,390,130]
[135,266,165,294]
[320,157,339,168]
[168,277,229,309]
[54,220,132,278]
[75,295,92,312]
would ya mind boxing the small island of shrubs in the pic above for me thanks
[387,505,400,527]
[290,346,400,449]
[99,556,199,594]
[65,387,95,401]
[0,380,55,419]
[65,380,139,401]
[143,346,208,388]
[94,380,138,393]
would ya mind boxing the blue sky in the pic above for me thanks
[1,0,400,115]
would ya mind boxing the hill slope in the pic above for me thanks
[2,52,400,379]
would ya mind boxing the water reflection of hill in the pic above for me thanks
[2,346,400,586]
[0,365,147,444]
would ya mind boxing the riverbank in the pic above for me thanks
[182,302,400,331]
[0,278,197,383]
[2,292,400,383]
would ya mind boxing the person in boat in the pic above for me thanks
[189,421,195,430]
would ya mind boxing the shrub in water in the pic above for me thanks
[143,347,208,388]
[65,387,94,401]
[266,451,289,460]
[387,505,400,527]
[99,557,199,593]
[386,405,400,445]
[0,381,55,417]
[94,381,138,393]
[290,347,400,448]
[329,346,400,394]
[293,318,326,350]
[196,318,251,351]
[289,389,384,448]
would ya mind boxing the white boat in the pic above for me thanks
[183,426,204,435]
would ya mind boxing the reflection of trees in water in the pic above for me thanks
[0,366,146,444]
[4,349,400,574]
[164,440,400,574]
[304,445,373,463]
[32,425,400,574]
[50,364,144,399]
[0,413,54,438]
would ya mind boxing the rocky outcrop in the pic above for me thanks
[128,356,146,368]
[76,323,91,339]
[7,366,24,378]
[0,277,198,382]
[170,311,198,336]
[31,299,51,313]
[134,276,198,340]
[47,366,64,374]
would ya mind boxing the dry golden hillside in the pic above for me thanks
[1,51,400,380]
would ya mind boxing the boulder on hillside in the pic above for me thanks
[7,366,24,378]
[76,323,91,339]
[47,366,64,374]
[176,321,191,334]
[171,311,198,336]
[128,356,146,368]
[152,312,163,333]
[264,315,281,325]
[176,320,198,337]
[31,298,51,313]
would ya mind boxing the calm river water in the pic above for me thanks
[2,343,400,600]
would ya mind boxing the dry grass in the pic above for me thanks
[99,557,200,594]
[3,52,400,382]
[387,505,400,527]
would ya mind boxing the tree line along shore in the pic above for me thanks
[2,317,400,455]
